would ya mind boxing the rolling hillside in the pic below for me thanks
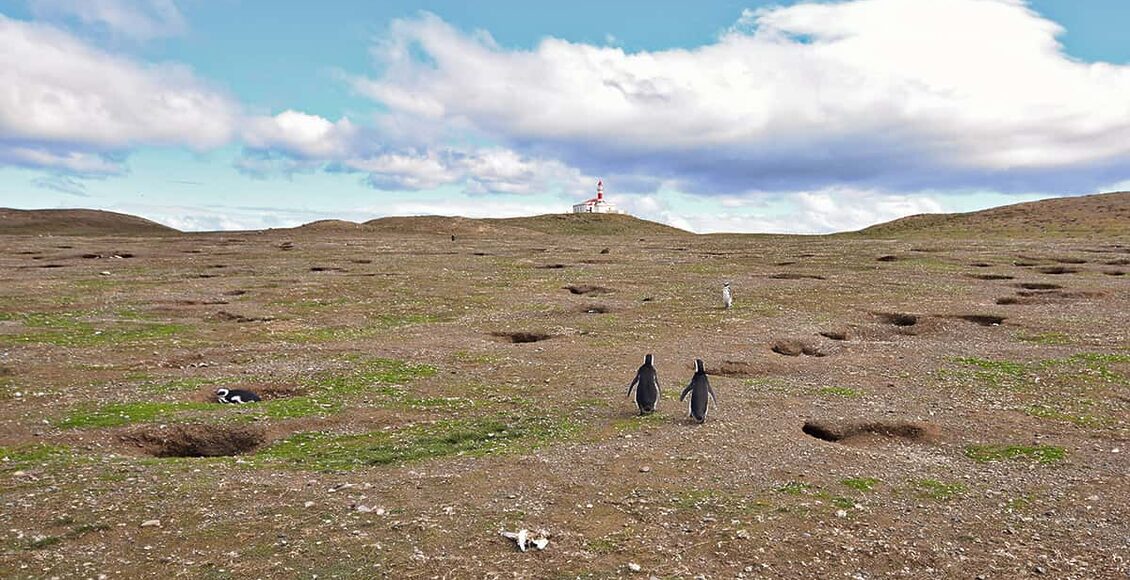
[0,208,181,236]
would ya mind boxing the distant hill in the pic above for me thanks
[854,191,1130,238]
[491,213,689,236]
[0,208,181,236]
[363,215,521,237]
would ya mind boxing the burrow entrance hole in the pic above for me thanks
[802,419,938,445]
[492,331,552,343]
[952,314,1006,326]
[564,285,614,295]
[1015,282,1062,290]
[877,312,918,327]
[123,424,266,457]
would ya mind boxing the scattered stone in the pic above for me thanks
[99,271,112,276]
[628,562,642,572]
[639,466,651,473]
[140,520,160,528]
[304,501,315,508]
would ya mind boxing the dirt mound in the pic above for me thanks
[713,360,758,377]
[852,191,1130,238]
[0,208,180,236]
[771,339,825,357]
[802,419,939,445]
[122,424,266,457]
[820,328,851,341]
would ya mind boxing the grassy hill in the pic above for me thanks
[0,208,181,236]
[854,191,1130,239]
[491,213,689,236]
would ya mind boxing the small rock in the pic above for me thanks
[375,508,386,516]
[628,562,642,572]
[99,271,112,276]
[736,529,750,539]
[304,501,315,508]
[140,520,160,528]
[836,510,848,518]
[639,466,651,473]
[355,505,373,513]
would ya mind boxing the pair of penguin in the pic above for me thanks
[626,355,718,423]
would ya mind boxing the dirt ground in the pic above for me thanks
[0,220,1127,579]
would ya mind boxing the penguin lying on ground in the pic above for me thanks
[626,354,661,415]
[216,388,261,404]
[680,359,717,423]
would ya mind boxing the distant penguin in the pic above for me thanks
[626,354,661,415]
[680,359,717,423]
[216,388,261,404]
[722,282,733,309]
[451,234,456,242]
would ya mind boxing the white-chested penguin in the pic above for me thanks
[722,282,732,310]
[626,354,661,415]
[680,359,717,423]
[216,388,261,404]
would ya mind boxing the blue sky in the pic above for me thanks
[1,0,1128,233]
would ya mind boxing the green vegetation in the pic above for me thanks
[56,401,216,429]
[818,386,861,398]
[1024,404,1109,428]
[0,311,185,347]
[0,443,68,466]
[263,396,343,419]
[912,479,966,501]
[964,444,1066,465]
[140,377,220,394]
[257,415,579,471]
[841,477,880,492]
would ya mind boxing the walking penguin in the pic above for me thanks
[722,282,732,309]
[626,354,661,415]
[216,388,261,404]
[680,359,717,423]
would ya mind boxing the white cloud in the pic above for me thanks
[242,110,359,159]
[29,0,187,40]
[354,2,1130,194]
[0,15,236,172]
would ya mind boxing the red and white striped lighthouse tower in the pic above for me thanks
[571,178,620,214]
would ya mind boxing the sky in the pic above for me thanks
[1,0,1129,233]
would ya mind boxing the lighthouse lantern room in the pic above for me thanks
[572,180,620,214]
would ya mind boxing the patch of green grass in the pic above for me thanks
[0,311,186,348]
[775,481,813,495]
[818,386,861,398]
[26,536,62,550]
[912,479,966,501]
[830,496,856,509]
[257,415,579,471]
[263,396,343,419]
[1024,404,1110,428]
[841,477,880,492]
[613,411,666,432]
[0,443,68,466]
[944,352,1129,393]
[585,530,631,555]
[56,401,217,429]
[307,358,438,395]
[1016,331,1072,346]
[964,444,1066,465]
[743,377,796,393]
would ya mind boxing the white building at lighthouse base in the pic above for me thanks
[572,180,622,214]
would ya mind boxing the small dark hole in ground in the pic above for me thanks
[492,331,552,343]
[565,284,614,295]
[310,266,347,272]
[1104,258,1130,266]
[1054,257,1087,264]
[970,262,993,267]
[582,305,611,314]
[81,253,100,259]
[1104,270,1125,276]
[223,290,248,296]
[802,419,937,444]
[1015,282,1061,290]
[123,424,265,457]
[769,273,826,280]
[537,264,567,269]
[1038,266,1077,275]
[876,255,898,262]
[996,297,1019,305]
[878,313,918,326]
[472,252,492,256]
[39,264,66,268]
[965,273,1014,280]
[351,259,373,264]
[953,314,1006,326]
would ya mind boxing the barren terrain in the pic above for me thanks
[1,193,1128,579]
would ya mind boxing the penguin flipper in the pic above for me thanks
[708,385,719,404]
[626,374,639,397]
[679,383,693,401]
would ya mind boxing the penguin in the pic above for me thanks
[680,359,717,423]
[626,354,661,415]
[722,282,733,310]
[216,388,261,404]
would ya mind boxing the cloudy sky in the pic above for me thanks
[1,0,1128,233]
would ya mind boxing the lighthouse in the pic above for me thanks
[571,179,620,214]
